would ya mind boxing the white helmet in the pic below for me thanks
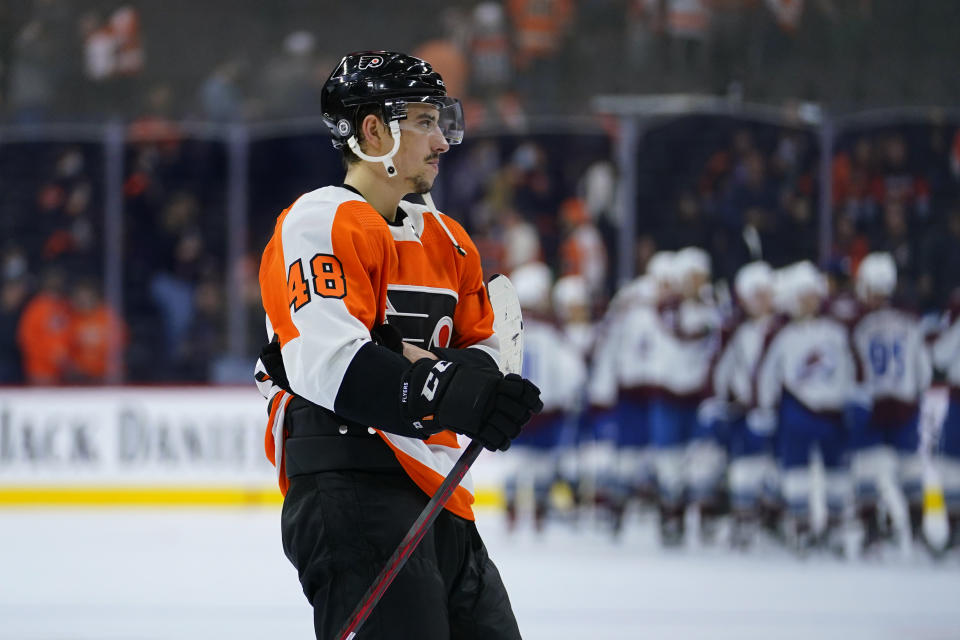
[734,261,774,303]
[856,252,897,301]
[646,251,677,285]
[772,267,795,314]
[781,261,827,316]
[510,261,552,312]
[675,246,711,280]
[553,275,589,316]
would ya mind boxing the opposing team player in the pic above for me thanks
[708,261,779,547]
[579,271,651,531]
[553,274,594,358]
[502,263,586,531]
[603,265,662,534]
[930,298,960,549]
[651,247,722,544]
[755,261,856,552]
[253,52,542,639]
[550,274,595,511]
[848,253,931,551]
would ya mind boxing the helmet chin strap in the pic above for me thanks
[346,120,402,177]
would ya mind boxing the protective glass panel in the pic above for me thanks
[0,140,105,384]
[634,115,821,285]
[247,130,343,351]
[430,131,614,290]
[122,132,228,382]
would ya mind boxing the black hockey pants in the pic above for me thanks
[281,469,522,640]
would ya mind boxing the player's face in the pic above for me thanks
[395,104,450,194]
[795,290,821,318]
[747,288,773,317]
[684,271,708,299]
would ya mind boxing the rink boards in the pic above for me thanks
[0,387,506,507]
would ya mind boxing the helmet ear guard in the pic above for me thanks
[346,119,402,177]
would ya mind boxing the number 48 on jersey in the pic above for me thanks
[288,254,347,310]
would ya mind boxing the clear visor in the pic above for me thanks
[396,96,464,145]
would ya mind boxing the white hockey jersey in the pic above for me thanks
[713,315,775,407]
[258,186,498,519]
[587,277,655,408]
[932,312,960,387]
[614,303,663,393]
[756,317,856,413]
[522,318,587,414]
[658,298,722,397]
[851,307,932,403]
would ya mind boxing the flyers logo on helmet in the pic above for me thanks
[358,55,384,70]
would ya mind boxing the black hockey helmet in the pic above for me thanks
[321,51,465,153]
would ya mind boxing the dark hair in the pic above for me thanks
[340,104,386,168]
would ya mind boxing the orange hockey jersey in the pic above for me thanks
[257,185,500,520]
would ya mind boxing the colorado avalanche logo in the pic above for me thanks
[358,55,384,70]
[797,349,837,381]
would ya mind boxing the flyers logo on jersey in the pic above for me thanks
[385,287,457,349]
[358,55,384,70]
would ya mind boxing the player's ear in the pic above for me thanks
[358,113,390,154]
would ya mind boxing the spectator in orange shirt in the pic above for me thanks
[16,269,71,385]
[67,278,127,383]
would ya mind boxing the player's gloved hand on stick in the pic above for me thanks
[400,358,543,451]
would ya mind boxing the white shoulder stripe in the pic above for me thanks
[387,283,459,301]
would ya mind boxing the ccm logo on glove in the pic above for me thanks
[400,357,543,450]
[422,361,454,402]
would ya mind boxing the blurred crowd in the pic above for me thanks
[2,114,960,386]
[2,0,960,125]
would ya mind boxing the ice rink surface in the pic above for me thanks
[2,507,959,640]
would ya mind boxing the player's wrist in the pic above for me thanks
[430,346,499,371]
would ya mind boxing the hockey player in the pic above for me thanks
[582,256,664,534]
[606,270,661,534]
[502,263,586,532]
[930,299,960,549]
[553,274,593,358]
[253,52,542,639]
[754,261,856,552]
[651,247,722,544]
[848,253,931,551]
[579,276,639,531]
[550,274,594,512]
[708,261,779,547]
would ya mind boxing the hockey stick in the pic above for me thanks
[919,386,950,552]
[337,274,524,640]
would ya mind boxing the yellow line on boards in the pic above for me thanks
[0,487,504,508]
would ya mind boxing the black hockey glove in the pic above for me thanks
[399,359,543,451]
[430,347,499,371]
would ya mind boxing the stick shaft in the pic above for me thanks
[337,440,484,640]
